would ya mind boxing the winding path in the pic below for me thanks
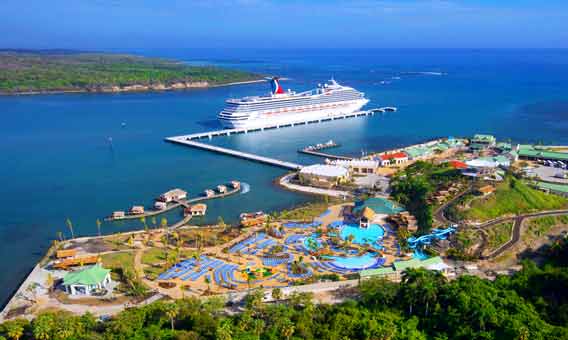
[479,209,568,259]
[433,188,472,226]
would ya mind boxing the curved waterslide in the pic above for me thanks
[407,226,456,248]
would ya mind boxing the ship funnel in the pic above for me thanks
[270,77,285,95]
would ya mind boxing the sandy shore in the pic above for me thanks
[0,78,266,96]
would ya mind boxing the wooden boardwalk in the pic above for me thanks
[106,186,242,222]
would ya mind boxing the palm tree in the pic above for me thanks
[246,272,253,290]
[65,218,74,239]
[163,303,179,331]
[160,217,168,229]
[281,320,295,340]
[45,273,55,293]
[96,219,102,237]
[140,216,148,232]
[271,287,283,301]
[205,275,212,291]
[33,317,52,340]
[5,322,24,340]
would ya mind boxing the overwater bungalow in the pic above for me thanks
[154,201,167,210]
[111,211,125,219]
[158,188,187,202]
[130,206,145,215]
[187,203,207,216]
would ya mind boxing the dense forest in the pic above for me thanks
[0,51,259,93]
[1,237,567,340]
[390,161,462,233]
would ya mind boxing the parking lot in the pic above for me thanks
[530,165,568,184]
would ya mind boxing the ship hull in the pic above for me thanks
[219,99,369,129]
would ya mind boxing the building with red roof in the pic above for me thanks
[378,152,408,166]
[447,160,467,169]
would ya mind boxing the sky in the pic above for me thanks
[1,0,567,49]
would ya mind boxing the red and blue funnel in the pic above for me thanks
[270,77,285,94]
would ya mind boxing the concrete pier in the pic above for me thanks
[166,108,395,170]
[166,136,303,170]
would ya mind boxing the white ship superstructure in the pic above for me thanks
[218,77,369,128]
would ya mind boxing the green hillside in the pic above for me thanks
[0,51,259,93]
[461,177,567,221]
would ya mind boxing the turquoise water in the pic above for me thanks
[1,48,568,305]
[328,253,379,269]
[339,223,385,245]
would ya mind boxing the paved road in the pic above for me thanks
[479,209,568,259]
[433,188,472,226]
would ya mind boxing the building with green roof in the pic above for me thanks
[536,181,568,197]
[353,197,404,227]
[360,256,449,281]
[518,144,568,162]
[470,134,496,151]
[63,264,111,296]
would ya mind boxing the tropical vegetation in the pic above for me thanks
[0,50,259,93]
[391,161,462,233]
[2,239,568,339]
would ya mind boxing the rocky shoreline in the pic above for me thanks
[0,78,265,96]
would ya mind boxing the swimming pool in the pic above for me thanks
[327,252,381,270]
[339,223,385,245]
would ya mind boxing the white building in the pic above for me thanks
[328,159,380,174]
[158,188,187,203]
[62,264,112,296]
[299,164,350,188]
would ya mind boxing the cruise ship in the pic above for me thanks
[217,77,369,129]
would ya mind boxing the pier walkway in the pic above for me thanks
[166,108,395,170]
[106,186,242,222]
[298,149,353,160]
[166,136,303,170]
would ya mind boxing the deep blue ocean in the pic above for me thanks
[1,49,568,305]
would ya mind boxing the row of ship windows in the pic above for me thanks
[220,102,353,119]
[224,96,362,112]
[226,90,362,107]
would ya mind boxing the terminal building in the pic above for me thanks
[328,159,380,174]
[299,164,350,188]
[517,144,568,163]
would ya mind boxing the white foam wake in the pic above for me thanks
[240,182,250,194]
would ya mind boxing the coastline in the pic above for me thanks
[0,78,266,96]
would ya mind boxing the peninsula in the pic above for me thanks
[0,50,262,95]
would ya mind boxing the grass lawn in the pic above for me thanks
[275,200,338,221]
[525,215,568,240]
[141,247,194,280]
[461,177,567,222]
[486,221,513,250]
[141,247,167,265]
[100,251,135,279]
